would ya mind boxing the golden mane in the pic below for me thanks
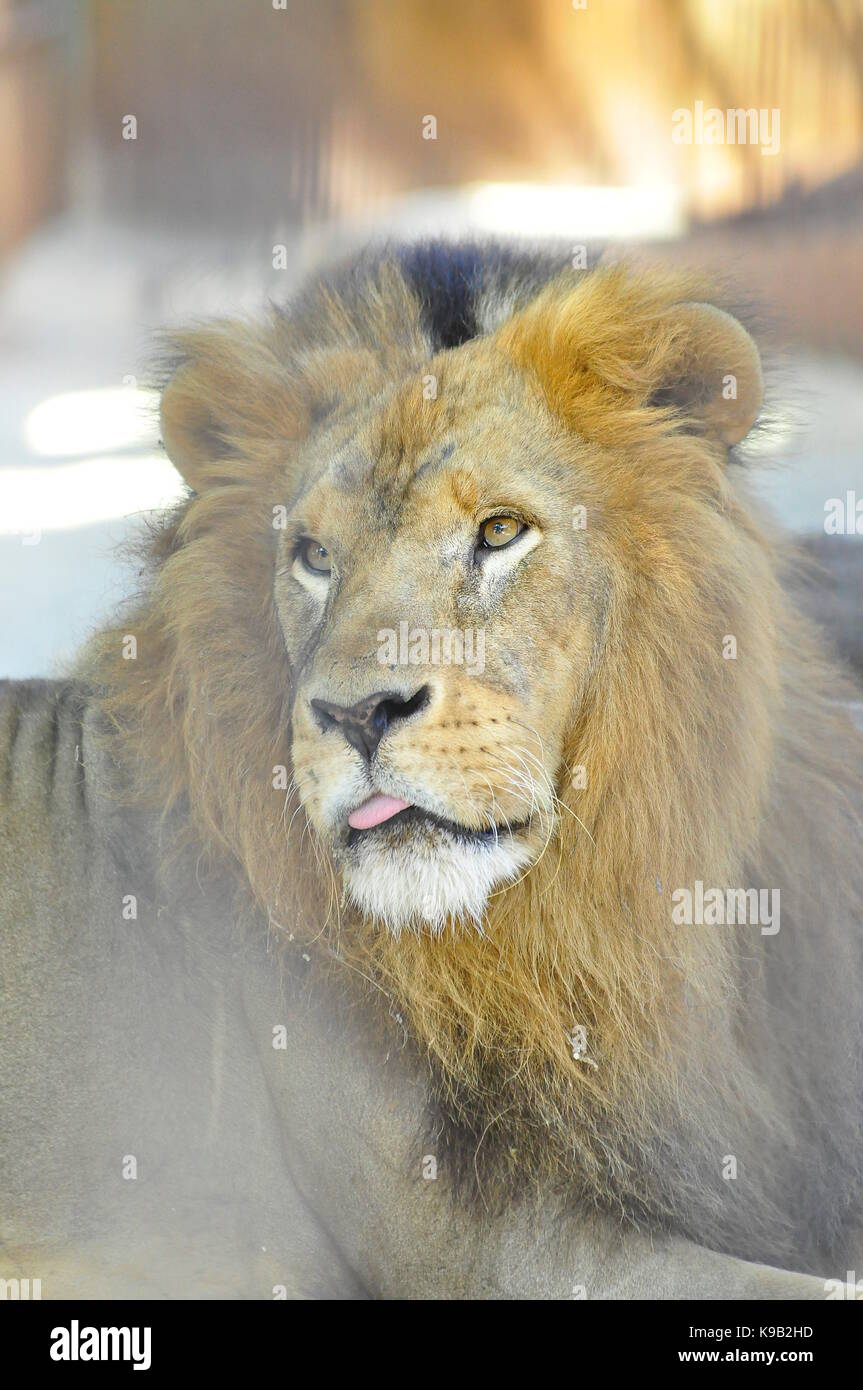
[84,254,863,1267]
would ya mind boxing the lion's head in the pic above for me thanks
[157,250,765,941]
[91,245,863,1260]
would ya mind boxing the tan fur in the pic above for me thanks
[84,255,863,1268]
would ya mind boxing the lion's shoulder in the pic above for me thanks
[0,679,92,822]
[0,677,159,905]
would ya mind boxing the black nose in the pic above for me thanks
[310,686,430,760]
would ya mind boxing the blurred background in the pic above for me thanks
[1,0,862,675]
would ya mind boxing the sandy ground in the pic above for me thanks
[1,213,862,679]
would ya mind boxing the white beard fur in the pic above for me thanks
[342,832,533,936]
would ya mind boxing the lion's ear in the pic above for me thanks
[159,322,305,492]
[499,271,763,450]
[650,302,763,446]
[160,364,229,491]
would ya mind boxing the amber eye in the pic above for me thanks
[479,515,525,550]
[298,538,331,575]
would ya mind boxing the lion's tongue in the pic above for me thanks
[348,794,410,830]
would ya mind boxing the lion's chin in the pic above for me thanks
[340,831,535,936]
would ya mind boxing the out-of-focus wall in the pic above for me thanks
[83,0,863,232]
[0,0,75,257]
[4,0,863,248]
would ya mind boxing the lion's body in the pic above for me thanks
[0,682,348,1297]
[2,243,862,1298]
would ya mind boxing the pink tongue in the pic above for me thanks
[348,794,410,831]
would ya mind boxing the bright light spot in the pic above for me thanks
[352,182,686,244]
[467,182,684,241]
[0,454,186,535]
[23,386,159,459]
[738,410,798,459]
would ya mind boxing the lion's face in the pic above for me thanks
[276,342,600,932]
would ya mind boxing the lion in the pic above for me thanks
[1,242,862,1300]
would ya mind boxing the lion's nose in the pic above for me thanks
[310,686,431,760]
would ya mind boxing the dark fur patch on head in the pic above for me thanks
[396,242,485,349]
[396,240,568,351]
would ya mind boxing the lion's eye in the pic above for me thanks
[298,538,331,575]
[479,515,525,549]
